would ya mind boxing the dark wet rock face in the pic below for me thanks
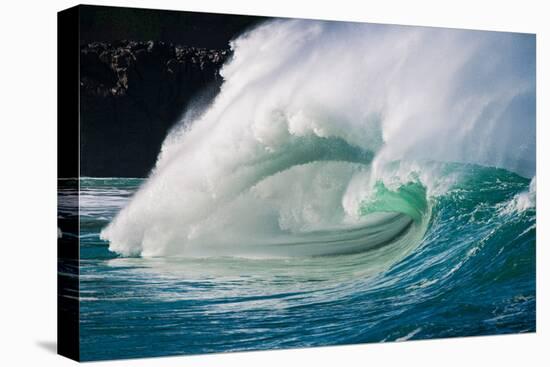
[79,41,229,177]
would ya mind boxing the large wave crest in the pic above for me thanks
[100,19,535,259]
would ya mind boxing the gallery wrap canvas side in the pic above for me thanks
[58,5,80,362]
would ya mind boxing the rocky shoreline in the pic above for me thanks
[80,40,229,97]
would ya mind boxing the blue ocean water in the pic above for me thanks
[75,164,535,361]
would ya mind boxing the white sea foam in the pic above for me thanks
[395,328,422,342]
[501,176,536,215]
[101,20,535,258]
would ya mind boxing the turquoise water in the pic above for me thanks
[74,164,535,361]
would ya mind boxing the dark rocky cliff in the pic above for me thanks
[80,40,230,177]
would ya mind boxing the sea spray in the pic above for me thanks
[101,19,535,258]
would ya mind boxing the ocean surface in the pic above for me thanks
[75,165,535,361]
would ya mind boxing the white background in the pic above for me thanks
[0,0,548,365]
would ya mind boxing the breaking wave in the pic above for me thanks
[100,19,535,265]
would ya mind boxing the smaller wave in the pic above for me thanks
[500,176,536,215]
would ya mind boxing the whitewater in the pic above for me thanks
[100,20,534,261]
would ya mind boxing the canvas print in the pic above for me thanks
[57,5,536,362]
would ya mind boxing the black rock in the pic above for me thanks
[79,41,230,177]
